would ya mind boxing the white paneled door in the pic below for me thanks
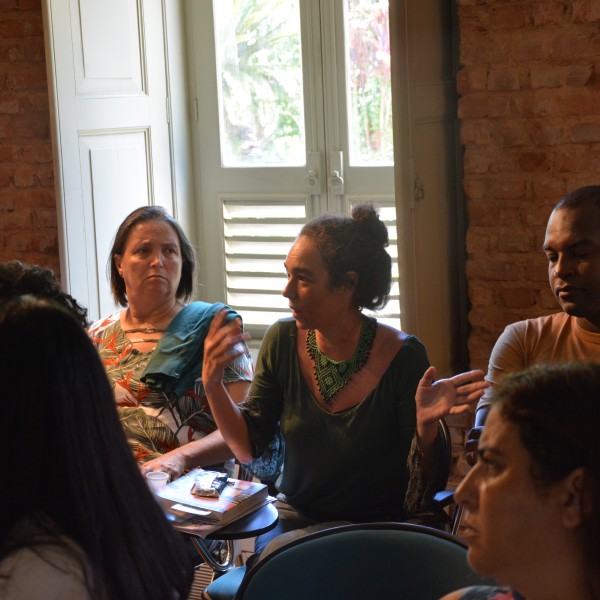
[43,0,181,320]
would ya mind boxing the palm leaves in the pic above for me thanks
[215,0,304,164]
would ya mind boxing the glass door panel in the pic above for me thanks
[344,0,393,166]
[214,0,306,167]
[188,0,399,337]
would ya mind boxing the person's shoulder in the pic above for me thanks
[505,311,566,332]
[0,531,91,599]
[88,310,122,336]
[375,323,428,369]
[376,322,422,347]
[440,586,519,600]
[265,317,297,337]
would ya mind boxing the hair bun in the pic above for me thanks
[351,203,389,247]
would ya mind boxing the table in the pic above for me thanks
[187,502,279,573]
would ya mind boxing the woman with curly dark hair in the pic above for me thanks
[156,203,487,562]
[0,260,88,327]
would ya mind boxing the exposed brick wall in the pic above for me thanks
[0,0,58,274]
[459,0,600,369]
[448,0,600,483]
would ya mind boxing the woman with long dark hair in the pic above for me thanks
[0,296,193,599]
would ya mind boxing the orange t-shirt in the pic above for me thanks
[478,312,600,410]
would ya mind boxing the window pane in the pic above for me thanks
[213,0,306,167]
[345,0,393,166]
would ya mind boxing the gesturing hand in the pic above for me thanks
[202,308,251,391]
[416,366,488,427]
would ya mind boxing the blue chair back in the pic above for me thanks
[235,522,495,600]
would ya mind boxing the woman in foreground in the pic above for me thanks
[442,362,600,600]
[0,297,193,599]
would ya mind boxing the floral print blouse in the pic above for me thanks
[89,311,253,463]
[453,586,525,600]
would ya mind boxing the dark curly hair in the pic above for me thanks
[299,203,391,310]
[0,260,88,327]
[108,206,196,307]
[494,362,600,599]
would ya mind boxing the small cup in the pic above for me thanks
[146,470,169,493]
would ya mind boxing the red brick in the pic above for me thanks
[17,0,44,11]
[21,143,53,163]
[530,66,565,89]
[34,208,58,228]
[556,90,594,115]
[0,97,22,114]
[465,229,492,254]
[516,38,547,62]
[0,190,16,210]
[490,177,525,200]
[457,66,488,93]
[487,68,521,90]
[463,148,490,174]
[531,179,568,200]
[468,305,524,336]
[467,281,496,307]
[0,0,20,10]
[501,286,536,308]
[525,259,550,283]
[532,2,570,26]
[467,201,528,227]
[458,95,511,119]
[13,165,36,187]
[497,230,532,252]
[552,32,600,61]
[6,231,31,252]
[13,114,49,139]
[460,119,493,145]
[534,124,567,146]
[35,165,54,187]
[0,18,43,39]
[5,65,48,90]
[26,188,55,207]
[571,122,600,142]
[460,35,511,66]
[0,208,32,229]
[491,5,527,29]
[493,123,532,148]
[462,177,490,200]
[466,258,526,282]
[554,147,591,171]
[518,151,549,172]
[566,64,594,86]
[31,232,58,254]
[467,336,495,366]
[0,167,12,186]
[572,1,600,23]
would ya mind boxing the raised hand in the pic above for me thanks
[202,308,251,391]
[416,366,488,428]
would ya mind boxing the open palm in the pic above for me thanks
[416,366,488,426]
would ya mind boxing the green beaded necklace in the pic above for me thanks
[306,315,377,404]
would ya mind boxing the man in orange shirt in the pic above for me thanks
[469,185,600,456]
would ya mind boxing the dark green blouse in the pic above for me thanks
[240,318,430,522]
